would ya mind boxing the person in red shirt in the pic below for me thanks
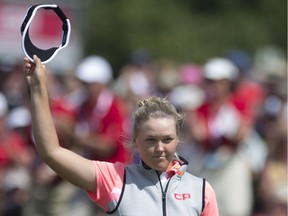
[188,57,256,216]
[70,55,130,164]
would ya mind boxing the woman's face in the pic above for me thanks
[135,117,178,172]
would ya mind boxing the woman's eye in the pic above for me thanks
[163,137,173,143]
[144,137,174,145]
[146,138,156,144]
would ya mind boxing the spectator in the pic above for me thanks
[187,57,258,216]
[0,93,33,216]
[70,55,131,164]
[252,72,287,216]
[171,63,206,178]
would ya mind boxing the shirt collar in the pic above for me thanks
[140,158,186,178]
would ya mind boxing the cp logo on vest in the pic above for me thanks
[174,193,191,200]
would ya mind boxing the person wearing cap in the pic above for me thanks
[0,93,34,216]
[70,55,130,165]
[187,57,255,216]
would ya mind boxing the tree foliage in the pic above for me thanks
[82,0,286,74]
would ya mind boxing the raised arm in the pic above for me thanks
[24,55,96,192]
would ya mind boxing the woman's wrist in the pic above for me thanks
[30,84,50,105]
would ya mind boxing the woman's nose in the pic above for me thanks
[155,141,165,151]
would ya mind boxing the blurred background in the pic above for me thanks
[0,0,286,216]
[0,0,286,74]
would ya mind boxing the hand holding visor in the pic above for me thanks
[20,4,71,64]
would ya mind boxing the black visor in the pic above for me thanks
[20,4,71,64]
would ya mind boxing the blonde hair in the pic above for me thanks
[132,96,184,143]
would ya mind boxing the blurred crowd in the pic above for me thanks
[0,47,286,216]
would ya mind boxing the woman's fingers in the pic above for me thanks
[23,55,44,76]
[23,57,33,72]
[33,55,41,64]
[33,55,46,72]
[23,57,30,63]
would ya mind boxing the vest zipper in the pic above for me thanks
[157,172,172,216]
